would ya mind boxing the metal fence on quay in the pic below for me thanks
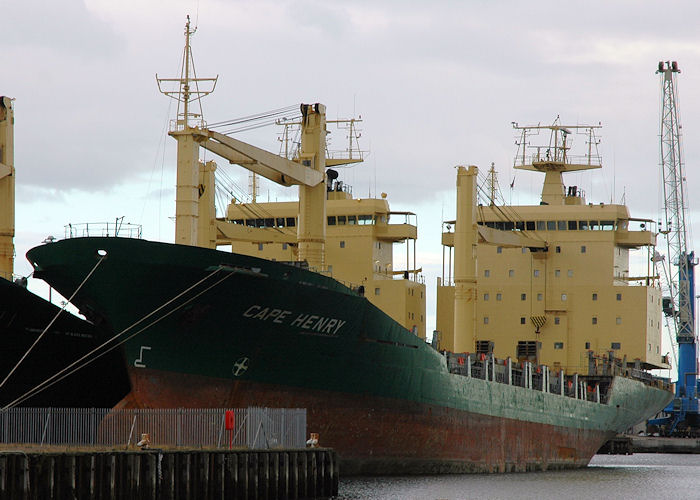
[0,407,306,449]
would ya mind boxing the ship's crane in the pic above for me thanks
[649,61,700,436]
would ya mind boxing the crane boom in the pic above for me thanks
[659,61,693,340]
[649,61,699,436]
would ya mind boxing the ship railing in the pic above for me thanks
[0,407,306,449]
[169,118,208,132]
[517,150,602,168]
[64,221,143,240]
[445,352,609,404]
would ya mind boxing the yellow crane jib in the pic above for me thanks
[188,129,324,188]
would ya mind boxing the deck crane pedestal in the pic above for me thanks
[648,61,700,436]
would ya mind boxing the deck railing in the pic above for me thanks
[0,407,306,449]
[64,221,143,240]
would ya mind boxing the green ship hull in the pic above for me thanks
[26,237,673,474]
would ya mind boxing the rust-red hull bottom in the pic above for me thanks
[117,369,611,475]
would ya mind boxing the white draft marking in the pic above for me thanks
[134,346,152,368]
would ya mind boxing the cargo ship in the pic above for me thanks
[25,22,672,473]
[0,96,130,408]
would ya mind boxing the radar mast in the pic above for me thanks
[512,119,601,205]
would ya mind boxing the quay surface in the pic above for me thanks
[630,436,700,453]
[599,435,700,455]
[0,448,338,499]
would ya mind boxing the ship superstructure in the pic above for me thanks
[437,122,666,374]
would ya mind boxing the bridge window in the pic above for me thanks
[286,217,296,227]
[358,215,373,225]
[589,220,600,230]
[526,221,536,230]
[515,221,524,230]
[233,219,244,225]
[537,221,546,231]
[558,221,567,230]
[601,220,615,230]
[327,216,336,225]
[611,342,621,350]
[568,221,577,230]
[547,221,556,231]
[348,215,357,225]
[579,220,589,230]
[337,216,346,225]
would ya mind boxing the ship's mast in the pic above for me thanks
[487,162,499,206]
[0,96,14,281]
[156,16,218,246]
[513,121,601,205]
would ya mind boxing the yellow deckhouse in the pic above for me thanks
[437,122,667,374]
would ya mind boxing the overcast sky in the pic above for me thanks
[5,0,700,350]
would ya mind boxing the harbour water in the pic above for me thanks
[336,454,700,499]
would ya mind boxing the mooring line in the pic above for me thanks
[0,255,107,391]
[2,267,235,409]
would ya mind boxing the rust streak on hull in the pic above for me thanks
[117,368,611,475]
